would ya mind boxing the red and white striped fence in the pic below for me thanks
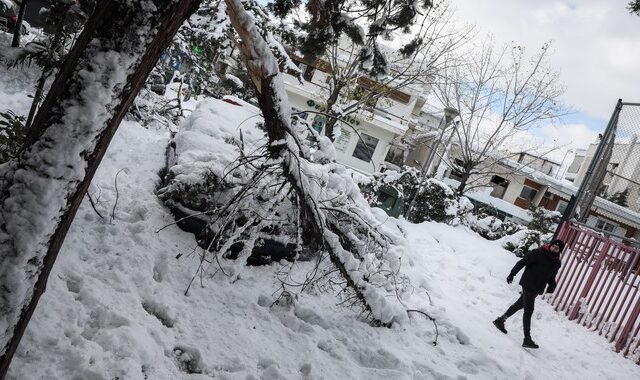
[547,222,640,363]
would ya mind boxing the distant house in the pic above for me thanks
[440,151,640,241]
[566,135,640,213]
[281,50,444,175]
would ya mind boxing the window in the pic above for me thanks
[489,175,509,199]
[384,147,405,167]
[352,133,379,162]
[311,115,326,134]
[557,200,568,214]
[303,66,315,82]
[596,219,616,233]
[519,186,538,202]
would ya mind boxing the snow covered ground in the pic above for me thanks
[2,42,639,379]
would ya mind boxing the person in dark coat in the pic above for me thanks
[493,239,565,348]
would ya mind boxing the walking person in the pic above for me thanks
[493,239,565,348]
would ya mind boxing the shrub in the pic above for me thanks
[0,110,26,164]
[472,215,523,240]
[408,178,473,225]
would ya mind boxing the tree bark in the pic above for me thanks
[323,82,344,142]
[0,0,200,376]
[10,0,28,48]
[456,171,471,194]
[24,72,48,129]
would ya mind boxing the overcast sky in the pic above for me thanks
[450,0,640,155]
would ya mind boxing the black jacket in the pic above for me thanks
[510,246,561,295]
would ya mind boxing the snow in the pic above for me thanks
[2,29,640,380]
[0,94,636,377]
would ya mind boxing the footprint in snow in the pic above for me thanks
[141,300,175,328]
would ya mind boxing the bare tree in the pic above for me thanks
[270,0,474,141]
[0,0,201,374]
[432,39,566,194]
[316,2,474,141]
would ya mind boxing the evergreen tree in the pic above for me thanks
[629,1,640,15]
[527,205,561,234]
[9,0,92,129]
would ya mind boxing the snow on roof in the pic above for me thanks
[496,155,640,227]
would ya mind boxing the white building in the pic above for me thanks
[567,135,640,213]
[440,153,640,241]
[281,52,443,175]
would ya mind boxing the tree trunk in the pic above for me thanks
[323,83,344,142]
[0,0,200,376]
[456,171,471,194]
[224,0,383,325]
[24,72,48,129]
[10,0,28,48]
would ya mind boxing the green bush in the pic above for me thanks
[408,178,473,224]
[0,110,27,164]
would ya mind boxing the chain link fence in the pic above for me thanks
[561,100,640,243]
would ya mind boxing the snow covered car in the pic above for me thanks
[0,0,30,35]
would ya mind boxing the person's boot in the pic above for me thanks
[493,317,507,334]
[522,336,539,349]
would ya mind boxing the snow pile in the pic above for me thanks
[159,93,410,325]
[167,96,262,186]
[3,116,638,379]
[2,57,639,378]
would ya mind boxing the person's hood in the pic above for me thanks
[550,239,566,252]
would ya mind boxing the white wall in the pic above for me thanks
[284,85,402,174]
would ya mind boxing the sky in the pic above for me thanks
[451,0,640,156]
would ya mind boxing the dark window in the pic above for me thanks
[519,186,538,201]
[303,65,315,82]
[557,200,568,214]
[448,158,465,181]
[384,147,405,167]
[490,175,509,199]
[596,219,616,233]
[490,175,509,186]
[352,133,379,162]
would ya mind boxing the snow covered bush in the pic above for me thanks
[499,229,552,257]
[527,205,561,234]
[470,215,523,240]
[408,178,473,225]
[157,97,409,326]
[495,206,558,256]
[357,166,418,210]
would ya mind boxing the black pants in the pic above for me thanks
[502,287,538,337]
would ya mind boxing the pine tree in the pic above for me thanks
[629,1,640,15]
[9,0,92,129]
